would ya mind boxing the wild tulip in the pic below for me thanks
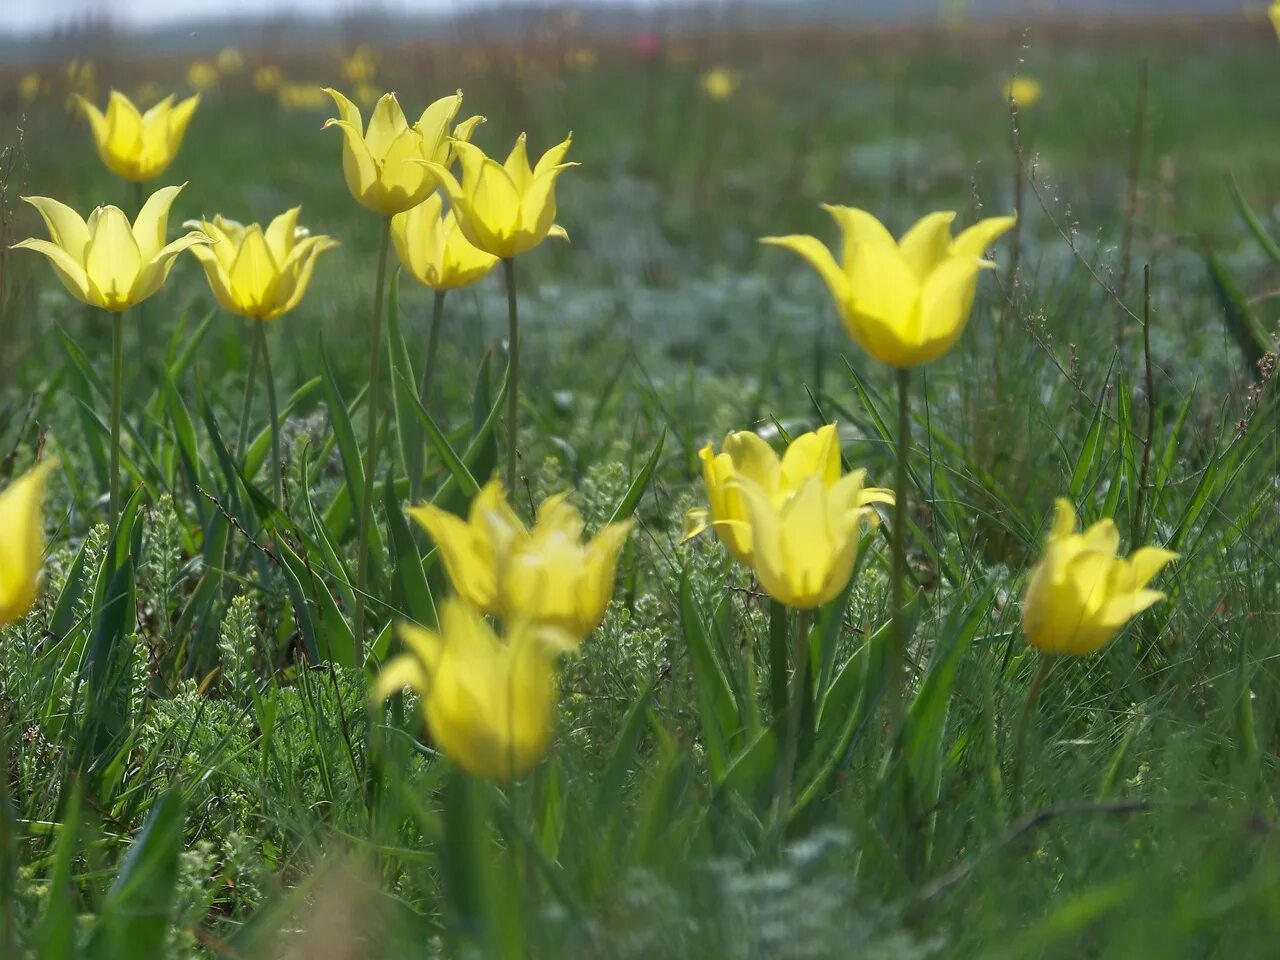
[1271,1,1280,40]
[1021,498,1178,657]
[185,208,338,321]
[729,470,886,610]
[761,207,1015,369]
[391,193,498,293]
[1002,76,1042,108]
[74,90,199,182]
[373,599,569,781]
[0,461,55,627]
[683,423,892,567]
[13,184,210,312]
[409,479,634,643]
[322,88,483,217]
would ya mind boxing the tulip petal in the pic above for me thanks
[265,206,303,261]
[85,207,142,309]
[188,242,239,314]
[898,210,957,280]
[759,234,852,314]
[22,196,91,256]
[273,235,338,316]
[779,423,840,491]
[821,204,898,272]
[0,459,55,626]
[952,215,1017,260]
[11,238,92,302]
[504,133,534,192]
[533,134,574,177]
[517,164,576,255]
[913,254,985,363]
[371,653,427,703]
[1121,547,1179,592]
[132,229,212,304]
[132,183,186,260]
[74,94,109,148]
[365,92,409,158]
[408,501,498,613]
[417,91,464,155]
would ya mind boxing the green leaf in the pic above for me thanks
[679,569,738,782]
[608,425,665,525]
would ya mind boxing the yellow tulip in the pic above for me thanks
[683,423,893,567]
[374,599,569,781]
[216,47,244,75]
[731,470,886,610]
[1271,1,1280,40]
[1002,76,1042,108]
[1021,499,1178,656]
[390,193,498,292]
[74,90,199,182]
[13,184,211,312]
[254,66,283,93]
[424,133,576,259]
[323,88,484,216]
[408,480,633,642]
[762,207,1015,368]
[185,208,338,320]
[186,61,217,92]
[0,461,55,627]
[701,66,740,101]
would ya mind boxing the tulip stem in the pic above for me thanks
[768,607,811,851]
[257,322,283,507]
[236,322,263,460]
[109,309,124,521]
[411,289,446,503]
[1011,655,1053,807]
[503,257,519,495]
[889,366,911,745]
[354,217,393,656]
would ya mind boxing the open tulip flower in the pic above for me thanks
[1021,499,1178,656]
[374,599,571,782]
[185,208,338,320]
[0,460,55,627]
[408,479,634,643]
[684,423,893,568]
[391,193,498,292]
[13,184,211,312]
[323,87,483,216]
[424,132,576,259]
[74,90,200,182]
[762,207,1015,368]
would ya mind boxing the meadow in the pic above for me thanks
[1,11,1280,958]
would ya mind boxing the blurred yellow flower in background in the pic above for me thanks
[391,193,498,292]
[277,84,328,111]
[75,90,199,182]
[254,66,283,93]
[1002,75,1042,108]
[409,479,633,643]
[762,207,1015,368]
[1270,1,1280,40]
[342,44,378,84]
[13,185,211,311]
[1021,499,1177,657]
[426,132,576,259]
[566,46,597,71]
[0,461,56,627]
[217,47,244,74]
[701,66,740,101]
[185,208,338,320]
[187,61,217,91]
[323,88,484,216]
[374,600,569,781]
[684,423,892,567]
[18,73,42,104]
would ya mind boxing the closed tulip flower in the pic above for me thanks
[408,479,633,642]
[424,133,576,259]
[391,193,498,292]
[683,423,893,567]
[731,470,886,610]
[185,208,338,320]
[13,184,211,312]
[374,600,570,781]
[0,461,56,627]
[323,88,483,216]
[74,90,199,182]
[1021,499,1178,656]
[762,207,1015,368]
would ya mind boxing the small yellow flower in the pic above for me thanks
[683,423,892,567]
[74,89,199,182]
[216,47,244,74]
[254,66,283,93]
[1002,75,1042,108]
[277,84,327,111]
[1021,499,1178,656]
[732,471,886,610]
[186,61,217,92]
[391,193,498,292]
[185,208,338,320]
[64,60,96,105]
[18,73,41,104]
[0,461,56,627]
[701,66,739,101]
[373,599,570,781]
[566,46,597,71]
[762,207,1015,368]
[13,184,211,312]
[408,480,633,643]
[342,45,378,85]
[425,133,576,259]
[323,88,484,217]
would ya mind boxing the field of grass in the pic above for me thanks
[2,13,1280,958]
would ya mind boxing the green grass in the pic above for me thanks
[2,20,1280,958]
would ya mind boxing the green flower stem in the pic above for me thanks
[889,366,911,744]
[768,598,789,719]
[1011,655,1053,807]
[503,257,519,495]
[257,321,283,506]
[410,289,446,503]
[235,321,263,459]
[109,308,124,521]
[353,217,393,656]
[769,606,811,848]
